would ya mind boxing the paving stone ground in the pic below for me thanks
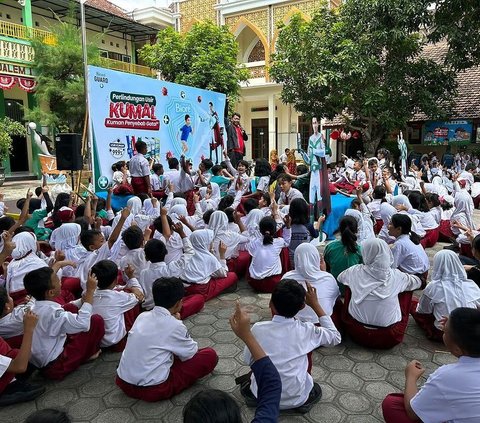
[0,181,468,422]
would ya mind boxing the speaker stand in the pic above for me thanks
[70,170,75,192]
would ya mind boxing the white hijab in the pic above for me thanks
[180,229,221,283]
[345,208,374,243]
[284,243,323,281]
[49,223,88,264]
[451,191,475,230]
[379,202,396,244]
[168,204,188,222]
[143,199,160,217]
[392,195,412,210]
[8,232,46,293]
[348,238,397,304]
[127,196,142,215]
[244,209,264,239]
[208,211,243,255]
[428,250,480,312]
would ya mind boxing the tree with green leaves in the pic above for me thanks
[431,0,480,70]
[270,0,458,155]
[139,22,249,104]
[27,16,100,132]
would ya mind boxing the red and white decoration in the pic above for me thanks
[0,74,36,92]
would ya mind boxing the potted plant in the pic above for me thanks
[0,117,26,186]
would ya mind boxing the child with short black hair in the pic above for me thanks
[241,279,341,412]
[140,223,204,317]
[77,208,130,290]
[117,225,150,279]
[91,260,143,350]
[116,277,218,401]
[382,307,480,422]
[278,174,303,206]
[150,163,166,200]
[25,267,104,380]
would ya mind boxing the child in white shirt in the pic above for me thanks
[91,260,144,350]
[116,277,218,401]
[140,223,204,317]
[242,279,341,412]
[24,267,104,380]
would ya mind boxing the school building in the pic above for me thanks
[0,0,170,179]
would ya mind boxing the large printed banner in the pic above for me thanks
[87,66,227,191]
[423,120,473,146]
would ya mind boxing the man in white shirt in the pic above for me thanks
[279,148,290,164]
[164,157,181,194]
[129,140,151,195]
[382,307,480,423]
[116,278,217,401]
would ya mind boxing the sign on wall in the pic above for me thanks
[423,120,473,145]
[87,65,226,191]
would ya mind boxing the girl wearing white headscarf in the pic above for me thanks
[378,203,397,244]
[411,250,480,341]
[180,229,237,301]
[244,209,265,240]
[450,191,476,249]
[49,223,87,277]
[284,243,339,324]
[345,195,375,244]
[6,232,47,304]
[208,211,249,270]
[391,194,426,238]
[198,182,221,213]
[338,238,421,348]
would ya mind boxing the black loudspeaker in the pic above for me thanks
[55,133,83,171]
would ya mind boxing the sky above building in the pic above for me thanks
[109,0,170,12]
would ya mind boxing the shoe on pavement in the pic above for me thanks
[0,380,45,407]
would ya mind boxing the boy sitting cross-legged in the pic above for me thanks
[24,267,104,380]
[241,279,341,413]
[90,260,144,351]
[116,277,218,401]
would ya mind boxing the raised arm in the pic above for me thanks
[108,207,130,249]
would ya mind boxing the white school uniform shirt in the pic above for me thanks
[367,198,383,220]
[118,248,147,279]
[278,187,304,206]
[30,300,92,368]
[283,243,340,322]
[338,238,422,327]
[392,234,430,274]
[153,231,182,264]
[92,288,139,347]
[117,306,198,386]
[164,169,180,193]
[0,299,35,338]
[247,228,291,279]
[150,173,164,191]
[411,356,480,423]
[430,206,442,225]
[408,208,439,230]
[245,315,341,409]
[77,243,112,290]
[180,229,228,285]
[208,211,249,260]
[140,238,194,310]
[471,182,480,199]
[416,250,480,329]
[354,169,366,182]
[129,153,150,178]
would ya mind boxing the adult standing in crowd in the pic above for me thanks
[226,112,248,167]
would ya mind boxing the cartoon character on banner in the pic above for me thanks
[398,131,407,177]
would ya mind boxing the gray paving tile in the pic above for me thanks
[0,184,473,422]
